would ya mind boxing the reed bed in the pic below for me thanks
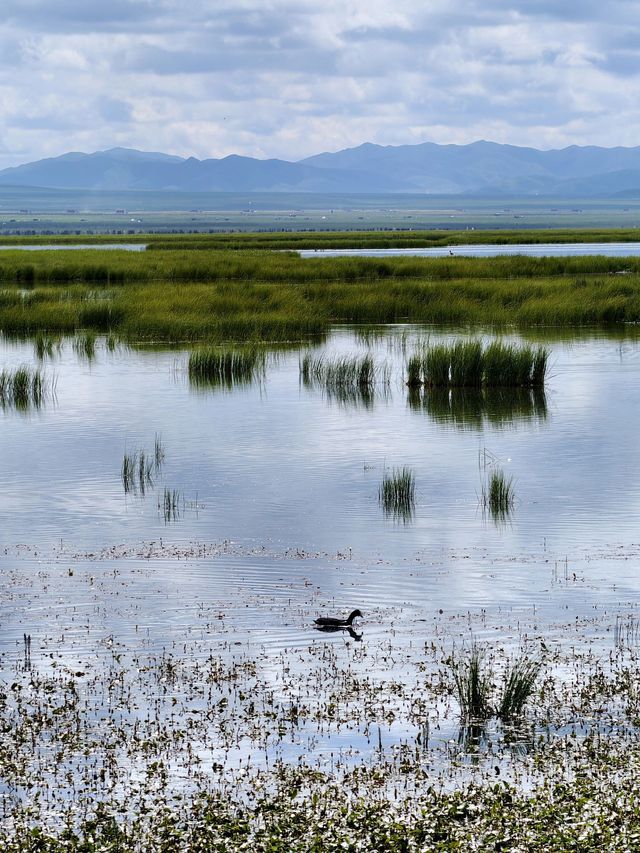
[408,340,549,388]
[188,346,266,387]
[378,466,416,522]
[0,365,53,409]
[0,248,637,345]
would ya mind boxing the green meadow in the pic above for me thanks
[0,239,640,341]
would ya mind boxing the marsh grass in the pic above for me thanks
[188,346,266,388]
[0,248,638,342]
[379,466,416,522]
[498,655,542,722]
[411,340,549,389]
[34,332,61,360]
[0,365,53,409]
[451,644,492,722]
[301,353,390,390]
[73,331,97,360]
[122,441,163,495]
[160,488,181,523]
[482,469,516,518]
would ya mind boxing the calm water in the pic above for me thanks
[300,242,640,258]
[3,326,640,791]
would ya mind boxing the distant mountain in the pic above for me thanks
[2,142,640,196]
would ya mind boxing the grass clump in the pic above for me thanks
[451,644,492,722]
[160,488,181,523]
[451,645,541,723]
[72,331,97,360]
[498,655,543,722]
[0,365,52,409]
[122,444,162,495]
[378,466,416,522]
[188,346,266,388]
[410,340,549,389]
[482,468,515,517]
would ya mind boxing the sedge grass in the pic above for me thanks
[378,466,416,522]
[160,488,181,523]
[0,365,53,409]
[0,249,638,343]
[498,655,542,722]
[451,643,492,722]
[188,346,266,388]
[411,340,549,389]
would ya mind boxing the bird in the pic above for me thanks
[314,609,363,628]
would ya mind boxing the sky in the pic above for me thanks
[0,0,639,168]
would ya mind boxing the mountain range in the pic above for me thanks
[2,141,640,196]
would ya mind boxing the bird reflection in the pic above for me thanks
[314,624,363,642]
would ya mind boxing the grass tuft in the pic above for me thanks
[451,643,492,722]
[498,655,542,722]
[378,466,416,522]
[188,346,266,388]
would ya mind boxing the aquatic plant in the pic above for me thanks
[451,643,492,722]
[122,448,155,494]
[188,346,266,387]
[498,654,542,722]
[73,331,97,360]
[0,365,52,409]
[34,332,60,360]
[160,488,181,523]
[414,340,549,389]
[378,466,416,521]
[482,468,515,517]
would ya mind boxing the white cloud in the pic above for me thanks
[0,1,640,167]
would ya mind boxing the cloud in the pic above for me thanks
[0,1,640,167]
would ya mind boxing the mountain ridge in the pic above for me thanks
[1,141,640,196]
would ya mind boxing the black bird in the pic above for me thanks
[314,608,363,628]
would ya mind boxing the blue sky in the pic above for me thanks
[0,0,638,168]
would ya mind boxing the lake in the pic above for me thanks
[3,325,640,823]
[300,241,640,257]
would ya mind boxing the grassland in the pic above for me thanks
[0,241,640,341]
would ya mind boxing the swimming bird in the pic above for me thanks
[314,609,362,628]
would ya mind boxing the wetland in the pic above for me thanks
[4,234,640,849]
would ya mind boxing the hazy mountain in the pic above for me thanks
[2,141,640,196]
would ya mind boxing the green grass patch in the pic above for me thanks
[378,466,416,522]
[188,346,267,388]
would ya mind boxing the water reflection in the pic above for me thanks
[409,386,548,428]
[313,624,363,642]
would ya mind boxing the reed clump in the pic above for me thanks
[0,365,53,409]
[301,353,389,390]
[498,655,543,722]
[408,340,549,389]
[451,644,492,722]
[72,331,97,360]
[482,469,515,517]
[160,488,181,523]
[122,439,164,495]
[188,346,266,388]
[451,645,541,723]
[378,466,416,521]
